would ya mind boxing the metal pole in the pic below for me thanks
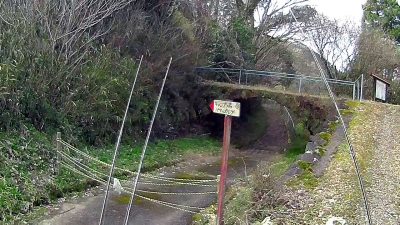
[98,55,143,225]
[216,115,232,225]
[360,74,364,101]
[239,69,242,85]
[298,78,302,93]
[245,72,248,85]
[56,132,61,174]
[123,57,173,225]
[353,83,356,100]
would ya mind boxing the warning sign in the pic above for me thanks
[209,100,241,117]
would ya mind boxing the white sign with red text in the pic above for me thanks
[209,100,241,117]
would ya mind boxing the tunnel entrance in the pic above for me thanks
[203,97,290,150]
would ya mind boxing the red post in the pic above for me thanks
[217,115,232,225]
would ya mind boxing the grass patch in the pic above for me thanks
[316,146,327,156]
[87,136,221,176]
[174,172,215,181]
[345,101,362,109]
[292,171,319,190]
[111,192,163,206]
[298,161,313,172]
[319,132,332,143]
[288,161,319,190]
[224,186,253,224]
[339,109,354,116]
[328,120,339,133]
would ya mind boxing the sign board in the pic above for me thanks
[375,79,387,101]
[210,100,241,117]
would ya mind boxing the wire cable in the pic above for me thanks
[289,9,372,225]
[123,57,173,225]
[60,162,202,214]
[60,140,217,183]
[98,55,144,225]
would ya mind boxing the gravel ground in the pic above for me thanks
[368,104,400,224]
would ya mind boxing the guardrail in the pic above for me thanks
[196,67,364,100]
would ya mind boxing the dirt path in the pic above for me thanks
[368,104,400,224]
[35,102,289,225]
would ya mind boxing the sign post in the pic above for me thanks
[209,100,240,225]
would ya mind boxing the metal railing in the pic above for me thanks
[196,67,364,100]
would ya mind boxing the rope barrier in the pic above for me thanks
[136,189,217,196]
[58,150,109,179]
[60,162,107,184]
[59,151,109,181]
[130,181,217,187]
[59,162,205,214]
[59,140,217,183]
[59,146,217,187]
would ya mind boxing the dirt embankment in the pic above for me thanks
[261,102,400,224]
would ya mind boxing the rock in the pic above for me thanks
[262,217,273,225]
[326,216,346,225]
[310,135,326,146]
[299,152,318,163]
[305,142,317,154]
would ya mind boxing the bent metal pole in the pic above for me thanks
[98,55,144,225]
[123,57,173,225]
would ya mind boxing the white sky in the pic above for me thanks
[304,0,367,24]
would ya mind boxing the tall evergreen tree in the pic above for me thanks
[364,0,400,43]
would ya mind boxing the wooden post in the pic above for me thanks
[216,116,232,225]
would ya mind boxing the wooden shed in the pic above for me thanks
[371,74,391,102]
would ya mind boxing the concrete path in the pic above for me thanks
[36,103,289,225]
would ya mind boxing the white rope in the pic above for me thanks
[59,153,216,195]
[59,150,109,179]
[59,144,217,185]
[60,162,204,214]
[59,149,217,188]
[131,181,217,187]
[136,189,217,196]
[61,162,107,184]
[60,140,217,183]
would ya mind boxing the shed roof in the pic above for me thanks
[371,74,391,85]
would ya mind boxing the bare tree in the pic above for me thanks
[254,2,312,69]
[1,0,138,70]
[352,28,400,79]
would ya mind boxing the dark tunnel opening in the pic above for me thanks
[202,97,269,148]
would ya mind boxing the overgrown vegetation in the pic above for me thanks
[0,133,220,222]
[193,117,310,225]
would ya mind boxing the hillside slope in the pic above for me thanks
[268,102,400,224]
